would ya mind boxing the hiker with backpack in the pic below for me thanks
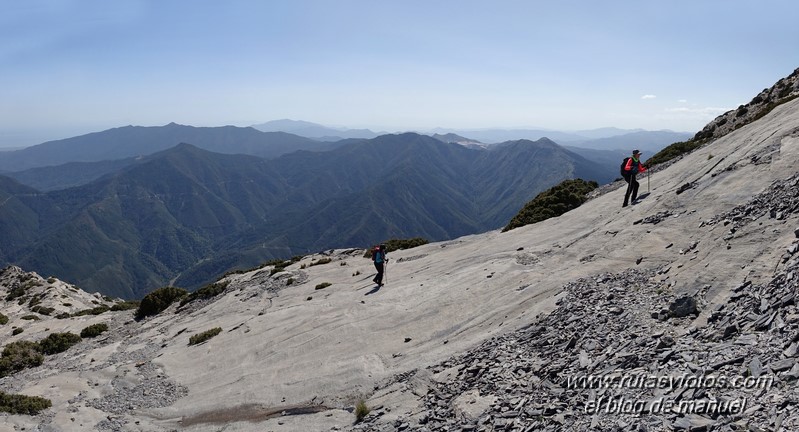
[621,149,648,207]
[372,244,388,286]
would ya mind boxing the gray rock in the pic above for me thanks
[669,296,699,318]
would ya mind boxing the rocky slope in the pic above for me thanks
[0,81,798,431]
[695,68,799,141]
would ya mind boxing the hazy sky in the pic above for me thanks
[2,0,798,147]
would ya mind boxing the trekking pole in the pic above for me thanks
[384,261,388,285]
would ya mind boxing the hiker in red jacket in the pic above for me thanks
[622,149,647,207]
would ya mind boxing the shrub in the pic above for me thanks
[110,300,139,311]
[309,257,332,267]
[647,139,706,167]
[0,391,52,415]
[503,179,598,231]
[20,315,39,321]
[267,259,292,276]
[355,400,370,423]
[0,341,44,377]
[5,286,26,302]
[37,332,82,355]
[72,305,110,317]
[188,327,222,346]
[0,313,8,325]
[80,323,109,338]
[315,282,332,290]
[12,328,23,336]
[363,238,429,258]
[31,306,55,316]
[179,281,229,307]
[136,287,188,320]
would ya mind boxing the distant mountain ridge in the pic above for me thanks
[251,119,690,151]
[0,123,337,172]
[251,119,382,140]
[0,134,614,299]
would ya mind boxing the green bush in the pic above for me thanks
[20,315,39,321]
[315,282,332,290]
[0,341,44,377]
[136,287,188,320]
[504,179,598,231]
[110,300,139,311]
[188,327,222,346]
[5,286,26,302]
[363,238,429,258]
[31,306,55,316]
[12,328,23,336]
[37,332,82,355]
[0,391,52,415]
[180,281,229,307]
[80,323,109,338]
[72,305,110,317]
[355,399,370,423]
[647,139,706,167]
[0,313,8,325]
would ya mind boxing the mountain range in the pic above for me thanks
[0,122,338,172]
[0,133,613,299]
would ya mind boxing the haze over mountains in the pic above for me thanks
[251,118,691,150]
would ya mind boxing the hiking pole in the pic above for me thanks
[384,261,388,285]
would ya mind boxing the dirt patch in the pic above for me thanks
[179,403,329,427]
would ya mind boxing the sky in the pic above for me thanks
[1,0,798,147]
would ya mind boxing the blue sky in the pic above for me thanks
[1,0,797,147]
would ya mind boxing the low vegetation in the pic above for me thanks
[80,323,109,338]
[188,327,222,346]
[135,287,188,320]
[0,313,8,325]
[309,257,332,266]
[0,341,44,377]
[0,331,85,378]
[111,300,139,311]
[503,179,598,231]
[72,305,110,317]
[355,399,370,423]
[37,332,82,355]
[0,391,52,415]
[646,139,707,167]
[314,282,332,290]
[363,237,429,257]
[179,281,229,307]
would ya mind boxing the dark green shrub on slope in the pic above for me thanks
[136,287,188,320]
[80,323,109,338]
[0,341,44,377]
[0,391,52,415]
[179,281,229,307]
[503,179,598,232]
[37,332,82,355]
[362,237,429,258]
[188,327,222,346]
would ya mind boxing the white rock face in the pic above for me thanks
[1,98,798,431]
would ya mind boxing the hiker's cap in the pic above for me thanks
[632,149,641,155]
